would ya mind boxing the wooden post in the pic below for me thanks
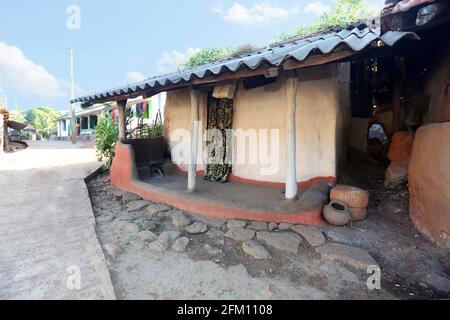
[188,89,200,192]
[392,73,402,133]
[0,114,4,154]
[285,71,299,200]
[117,100,127,141]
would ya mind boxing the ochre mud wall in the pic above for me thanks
[163,63,351,185]
[409,122,450,246]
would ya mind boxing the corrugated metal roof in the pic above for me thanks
[72,27,418,103]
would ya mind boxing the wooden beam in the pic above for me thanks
[392,73,402,133]
[283,50,356,71]
[0,114,4,154]
[117,99,127,141]
[188,89,200,192]
[79,50,357,105]
[285,71,299,200]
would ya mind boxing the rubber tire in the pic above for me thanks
[349,207,367,222]
[330,185,369,208]
[323,201,351,226]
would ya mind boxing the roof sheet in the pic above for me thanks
[72,27,418,103]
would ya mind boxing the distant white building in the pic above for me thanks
[56,92,166,139]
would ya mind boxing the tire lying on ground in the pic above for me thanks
[330,185,369,209]
[323,201,351,226]
[348,207,367,222]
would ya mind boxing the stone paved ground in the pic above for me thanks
[88,171,449,300]
[0,141,115,300]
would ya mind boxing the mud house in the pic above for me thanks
[72,22,425,227]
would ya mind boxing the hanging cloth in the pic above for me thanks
[205,97,233,183]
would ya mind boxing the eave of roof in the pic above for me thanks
[72,26,418,104]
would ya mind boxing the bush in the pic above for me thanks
[142,124,163,139]
[184,48,234,68]
[95,113,119,168]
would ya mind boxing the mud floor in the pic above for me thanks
[87,161,450,300]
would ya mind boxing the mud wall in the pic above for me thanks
[163,63,351,184]
[423,44,450,124]
[409,122,450,246]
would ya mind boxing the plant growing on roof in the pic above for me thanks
[95,112,119,168]
[276,0,378,40]
[184,47,235,68]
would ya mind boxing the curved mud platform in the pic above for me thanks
[110,142,330,225]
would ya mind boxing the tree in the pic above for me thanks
[25,106,60,139]
[278,0,378,40]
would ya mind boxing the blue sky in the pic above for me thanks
[0,0,384,111]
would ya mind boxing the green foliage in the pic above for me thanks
[25,106,60,138]
[142,124,163,139]
[128,124,164,140]
[277,0,378,40]
[184,48,235,68]
[95,112,119,168]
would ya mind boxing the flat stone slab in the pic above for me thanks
[96,215,114,223]
[206,228,225,239]
[172,237,190,253]
[204,244,223,257]
[121,192,141,204]
[278,223,294,231]
[138,231,157,242]
[242,240,271,260]
[103,243,123,259]
[171,212,192,228]
[126,200,149,212]
[105,186,125,199]
[227,220,247,229]
[112,220,128,233]
[225,227,256,242]
[256,232,302,254]
[147,204,172,216]
[160,231,181,241]
[148,233,170,252]
[316,243,378,270]
[291,225,326,247]
[185,222,208,235]
[247,221,268,231]
[123,222,140,234]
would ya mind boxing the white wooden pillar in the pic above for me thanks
[285,72,299,200]
[188,89,200,192]
[117,100,127,141]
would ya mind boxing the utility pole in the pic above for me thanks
[69,47,77,144]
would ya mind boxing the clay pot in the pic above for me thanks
[330,185,369,208]
[323,201,351,226]
[349,207,367,222]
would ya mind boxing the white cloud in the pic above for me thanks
[304,1,331,16]
[125,71,146,83]
[214,2,294,26]
[0,42,66,98]
[158,48,201,73]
